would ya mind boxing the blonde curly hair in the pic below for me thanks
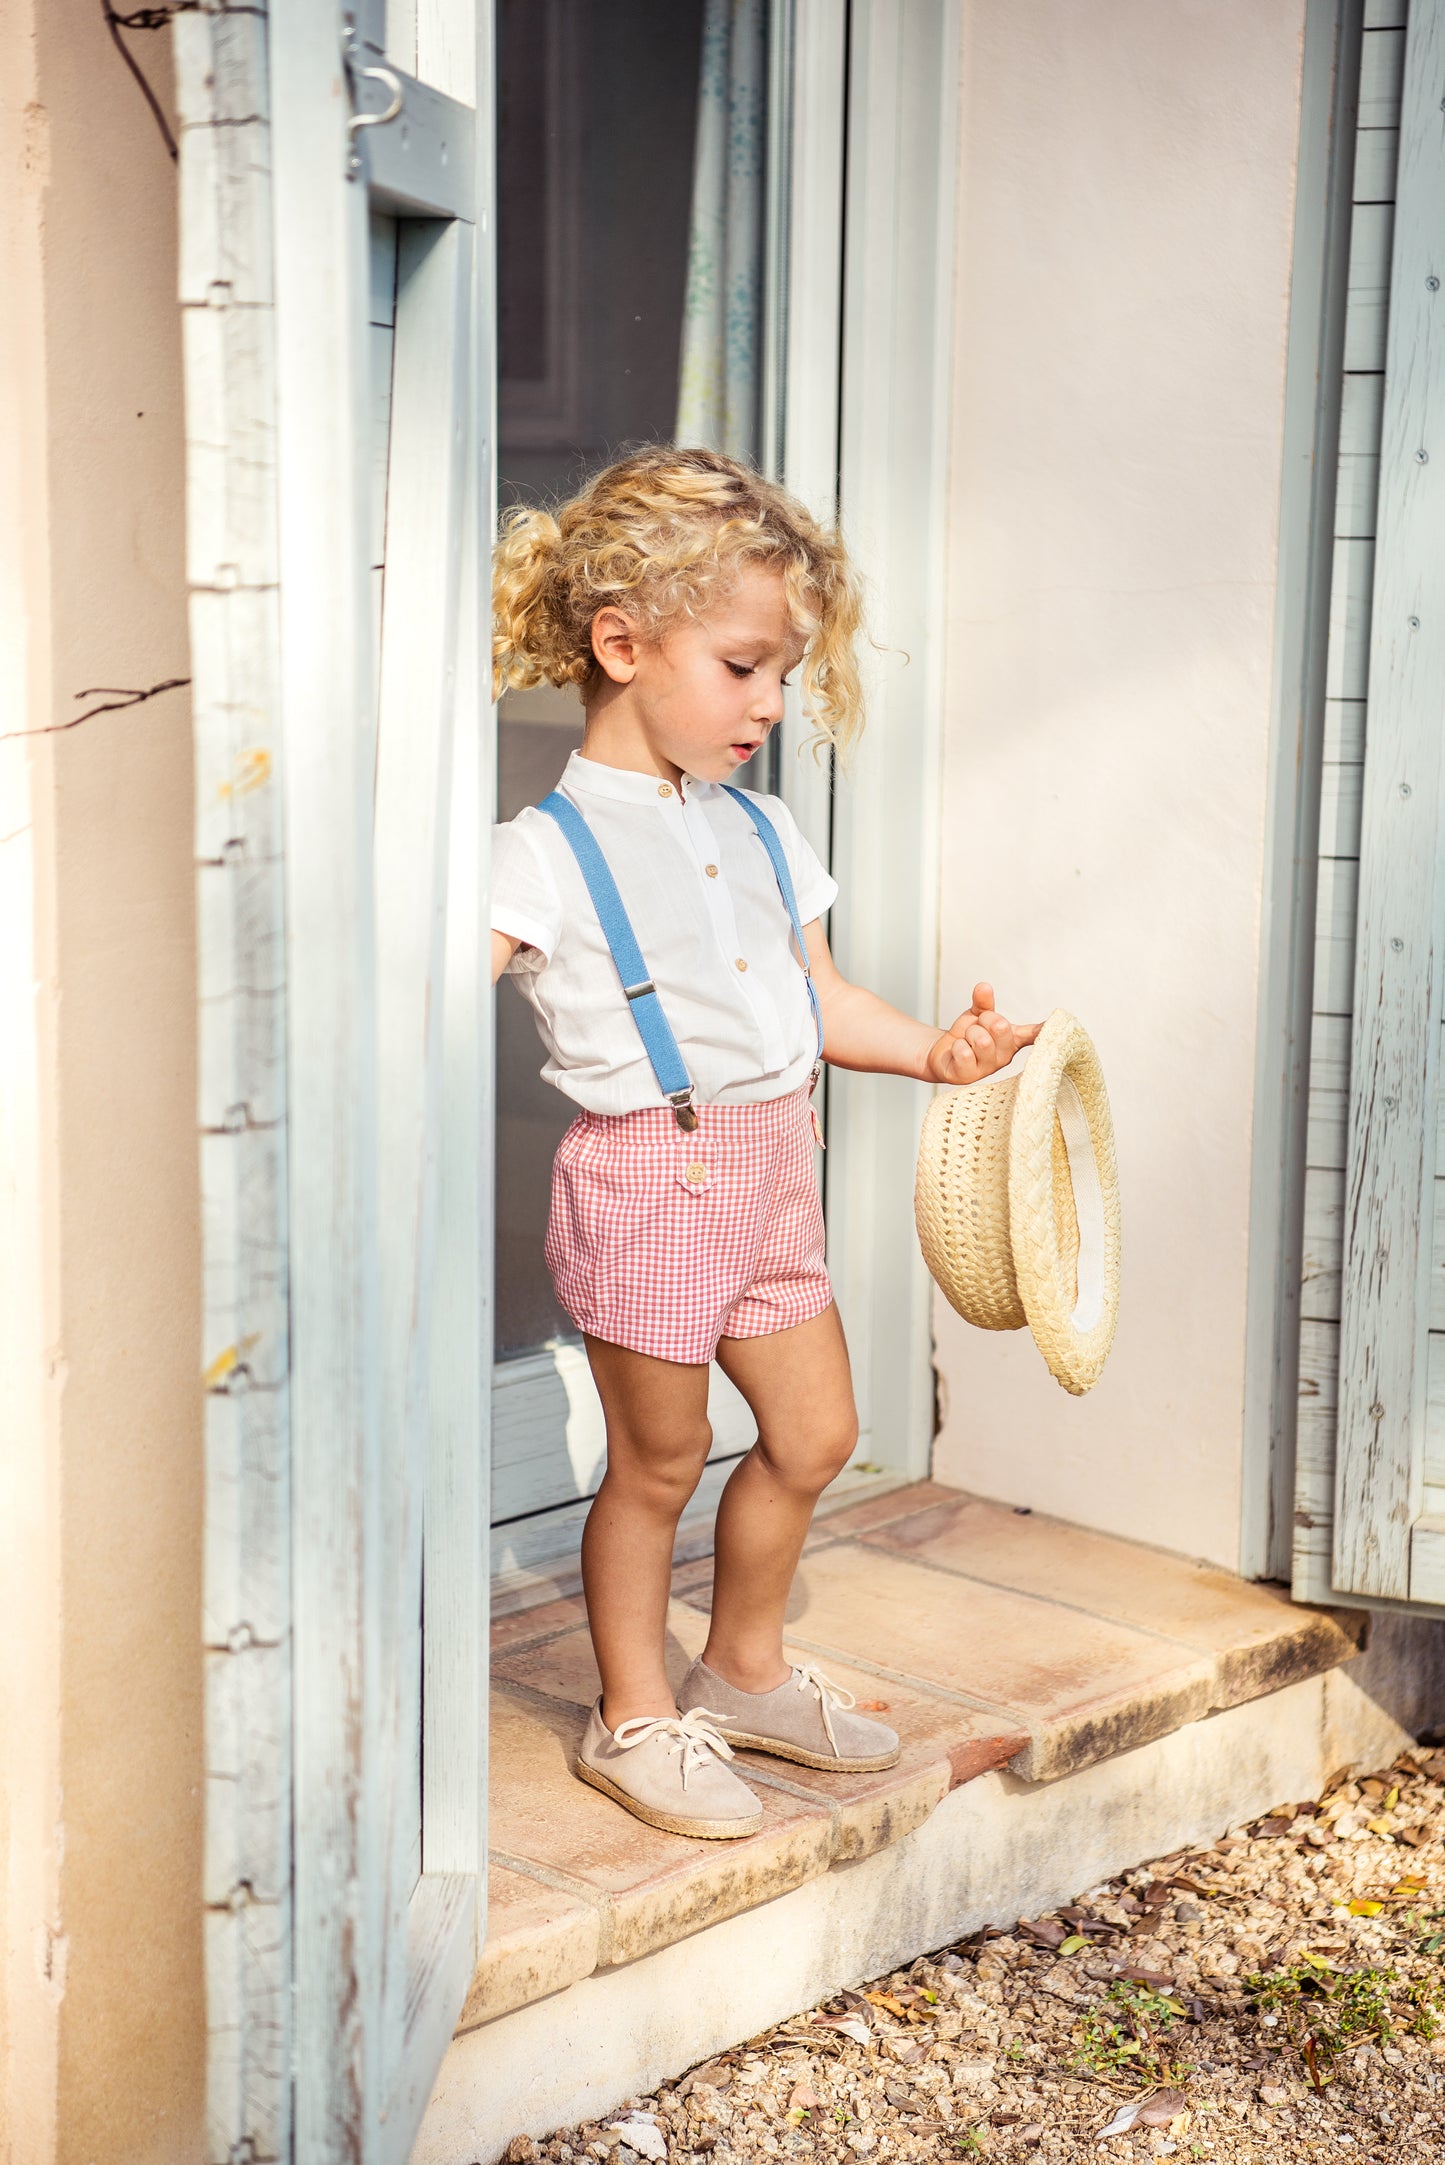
[492,446,865,760]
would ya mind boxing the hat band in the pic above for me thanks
[1056,1073,1106,1334]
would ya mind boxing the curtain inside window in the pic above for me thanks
[675,0,767,460]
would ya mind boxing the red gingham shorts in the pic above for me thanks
[544,1083,833,1365]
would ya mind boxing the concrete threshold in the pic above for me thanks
[413,1485,1391,2164]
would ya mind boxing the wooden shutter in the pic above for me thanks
[1295,0,1445,1611]
[180,0,495,2155]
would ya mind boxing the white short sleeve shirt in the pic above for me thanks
[492,749,838,1114]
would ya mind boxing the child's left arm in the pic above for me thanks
[803,920,1039,1085]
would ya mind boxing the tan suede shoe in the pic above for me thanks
[678,1657,901,1772]
[575,1701,764,1839]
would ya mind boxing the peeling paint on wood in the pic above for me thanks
[1334,0,1445,1601]
[175,0,293,2154]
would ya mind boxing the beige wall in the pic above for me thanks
[0,6,205,2160]
[932,0,1309,1569]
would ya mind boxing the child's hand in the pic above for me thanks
[926,982,1041,1086]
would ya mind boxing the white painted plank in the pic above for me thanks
[1342,202,1394,371]
[1311,855,1358,1013]
[1409,1516,1445,1602]
[1426,1333,1445,1488]
[270,0,389,2147]
[1302,1164,1345,1324]
[176,3,293,2152]
[423,502,491,1874]
[1364,0,1407,30]
[1335,0,1445,1600]
[370,211,398,326]
[183,304,279,590]
[1358,26,1407,124]
[1294,1316,1339,1599]
[379,1876,476,2165]
[1323,536,1375,700]
[372,213,473,2083]
[1339,370,1386,462]
[370,321,395,570]
[205,1640,291,1907]
[1317,760,1363,860]
[1305,1011,1350,1172]
[205,1899,290,2165]
[1333,440,1381,537]
[1322,696,1366,763]
[1353,127,1401,204]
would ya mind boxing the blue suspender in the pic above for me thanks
[538,785,825,1129]
[537,791,700,1129]
[720,785,825,1067]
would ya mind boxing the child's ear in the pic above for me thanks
[591,607,641,685]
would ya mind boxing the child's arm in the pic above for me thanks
[491,929,521,984]
[804,920,1039,1085]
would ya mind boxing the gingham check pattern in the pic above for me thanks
[545,1084,832,1364]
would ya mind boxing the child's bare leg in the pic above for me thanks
[702,1303,858,1692]
[580,1334,714,1731]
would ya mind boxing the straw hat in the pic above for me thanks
[914,1009,1120,1395]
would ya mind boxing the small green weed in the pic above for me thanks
[1070,1980,1190,2089]
[1244,1957,1445,2084]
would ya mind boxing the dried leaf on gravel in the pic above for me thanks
[1019,1918,1067,1949]
[813,2014,870,2046]
[1095,2098,1143,2139]
[1137,2087,1188,2125]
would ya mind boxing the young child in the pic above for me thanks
[491,446,1036,1839]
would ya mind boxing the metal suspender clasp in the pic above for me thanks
[669,1087,699,1132]
[623,979,656,1002]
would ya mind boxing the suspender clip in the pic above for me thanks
[669,1088,699,1132]
[624,979,656,1002]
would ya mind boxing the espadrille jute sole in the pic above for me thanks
[724,1730,902,1773]
[575,1758,763,1839]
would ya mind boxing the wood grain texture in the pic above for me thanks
[372,210,473,2074]
[176,1,293,2153]
[1294,2,1407,1606]
[1335,0,1445,1600]
[270,0,388,2146]
[420,0,492,1908]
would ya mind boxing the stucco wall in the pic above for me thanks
[0,7,204,2161]
[932,0,1309,1569]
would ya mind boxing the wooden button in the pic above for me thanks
[735,957,748,972]
[657,782,673,797]
[684,1160,709,1185]
[705,864,719,877]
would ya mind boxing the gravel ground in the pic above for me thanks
[502,1746,1445,2165]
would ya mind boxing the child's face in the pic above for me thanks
[592,565,806,785]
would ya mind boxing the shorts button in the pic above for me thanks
[735,956,748,971]
[684,1160,709,1184]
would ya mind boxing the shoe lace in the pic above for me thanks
[610,1707,737,1792]
[791,1663,857,1753]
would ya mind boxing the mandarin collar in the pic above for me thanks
[563,749,717,805]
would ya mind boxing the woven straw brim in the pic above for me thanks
[914,1009,1121,1395]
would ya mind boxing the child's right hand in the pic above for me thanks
[926,982,1040,1085]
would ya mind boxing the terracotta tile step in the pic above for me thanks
[470,1482,1365,2029]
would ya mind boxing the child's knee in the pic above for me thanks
[759,1411,858,1497]
[612,1419,713,1516]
